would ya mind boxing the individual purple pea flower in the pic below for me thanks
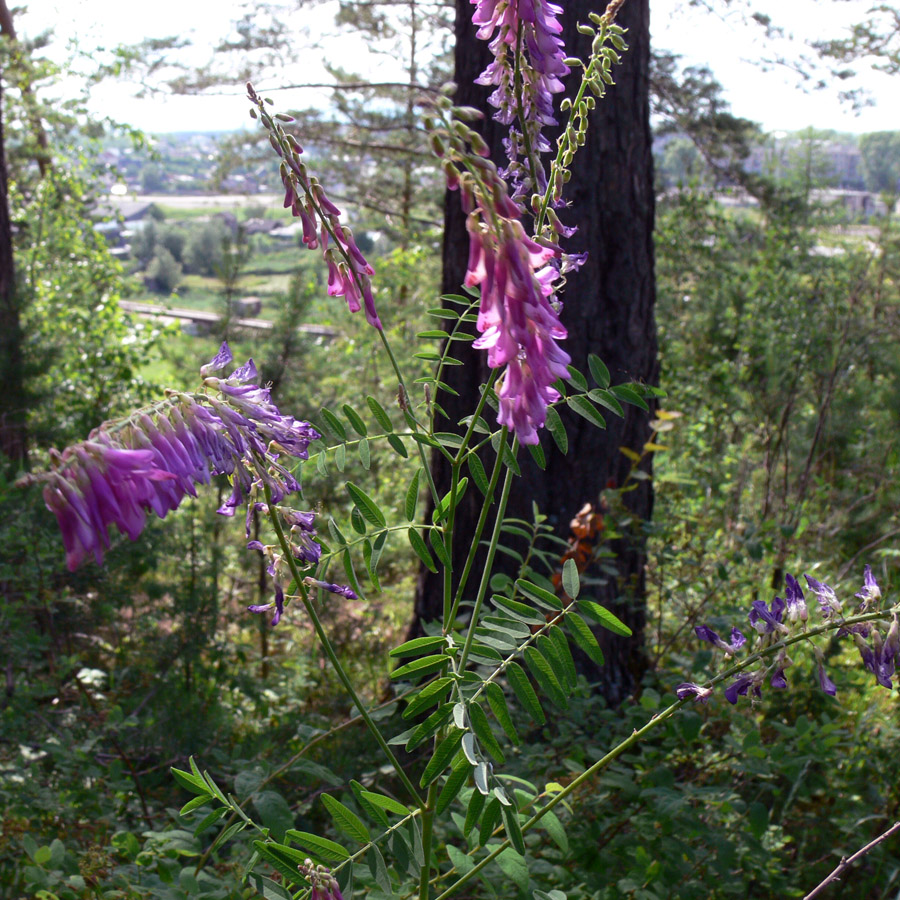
[855,564,882,609]
[813,647,837,696]
[248,582,285,627]
[805,574,843,618]
[724,673,761,705]
[675,682,712,703]
[304,578,358,600]
[749,597,789,636]
[695,624,746,656]
[784,573,808,622]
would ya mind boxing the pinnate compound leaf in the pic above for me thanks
[320,793,370,844]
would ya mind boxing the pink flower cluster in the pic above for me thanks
[247,84,382,330]
[462,183,570,444]
[471,0,569,197]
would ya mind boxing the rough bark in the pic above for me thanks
[409,0,657,707]
[0,73,27,468]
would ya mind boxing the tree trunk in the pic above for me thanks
[0,73,28,468]
[409,0,657,707]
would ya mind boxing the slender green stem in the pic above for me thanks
[442,462,460,628]
[264,487,424,808]
[435,604,900,899]
[418,780,439,900]
[447,438,508,627]
[457,430,516,672]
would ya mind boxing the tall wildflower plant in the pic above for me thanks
[24,3,900,898]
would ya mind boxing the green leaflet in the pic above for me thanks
[545,406,568,454]
[346,481,386,528]
[403,678,455,720]
[562,558,580,599]
[588,353,611,389]
[391,635,447,658]
[465,787,485,837]
[366,396,394,431]
[407,527,437,572]
[405,703,455,752]
[524,646,569,709]
[485,682,520,744]
[436,760,472,816]
[359,791,410,817]
[390,653,450,681]
[284,830,351,862]
[578,599,633,636]
[506,661,545,724]
[469,701,505,765]
[548,625,578,690]
[566,611,605,665]
[319,407,347,441]
[420,728,465,787]
[320,793,370,844]
[479,797,502,847]
[342,404,368,436]
[405,469,421,521]
[253,841,307,886]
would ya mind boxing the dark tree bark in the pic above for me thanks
[409,0,657,707]
[0,73,28,468]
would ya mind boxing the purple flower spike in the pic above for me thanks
[675,682,712,703]
[770,669,788,689]
[805,574,843,618]
[855,564,882,608]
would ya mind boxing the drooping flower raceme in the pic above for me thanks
[247,83,381,330]
[28,343,320,572]
[682,568,894,704]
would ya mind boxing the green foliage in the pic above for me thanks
[147,245,183,293]
[859,131,900,194]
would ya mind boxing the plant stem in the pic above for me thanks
[264,488,424,808]
[457,431,515,672]
[418,780,439,900]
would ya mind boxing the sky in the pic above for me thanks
[17,0,900,135]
